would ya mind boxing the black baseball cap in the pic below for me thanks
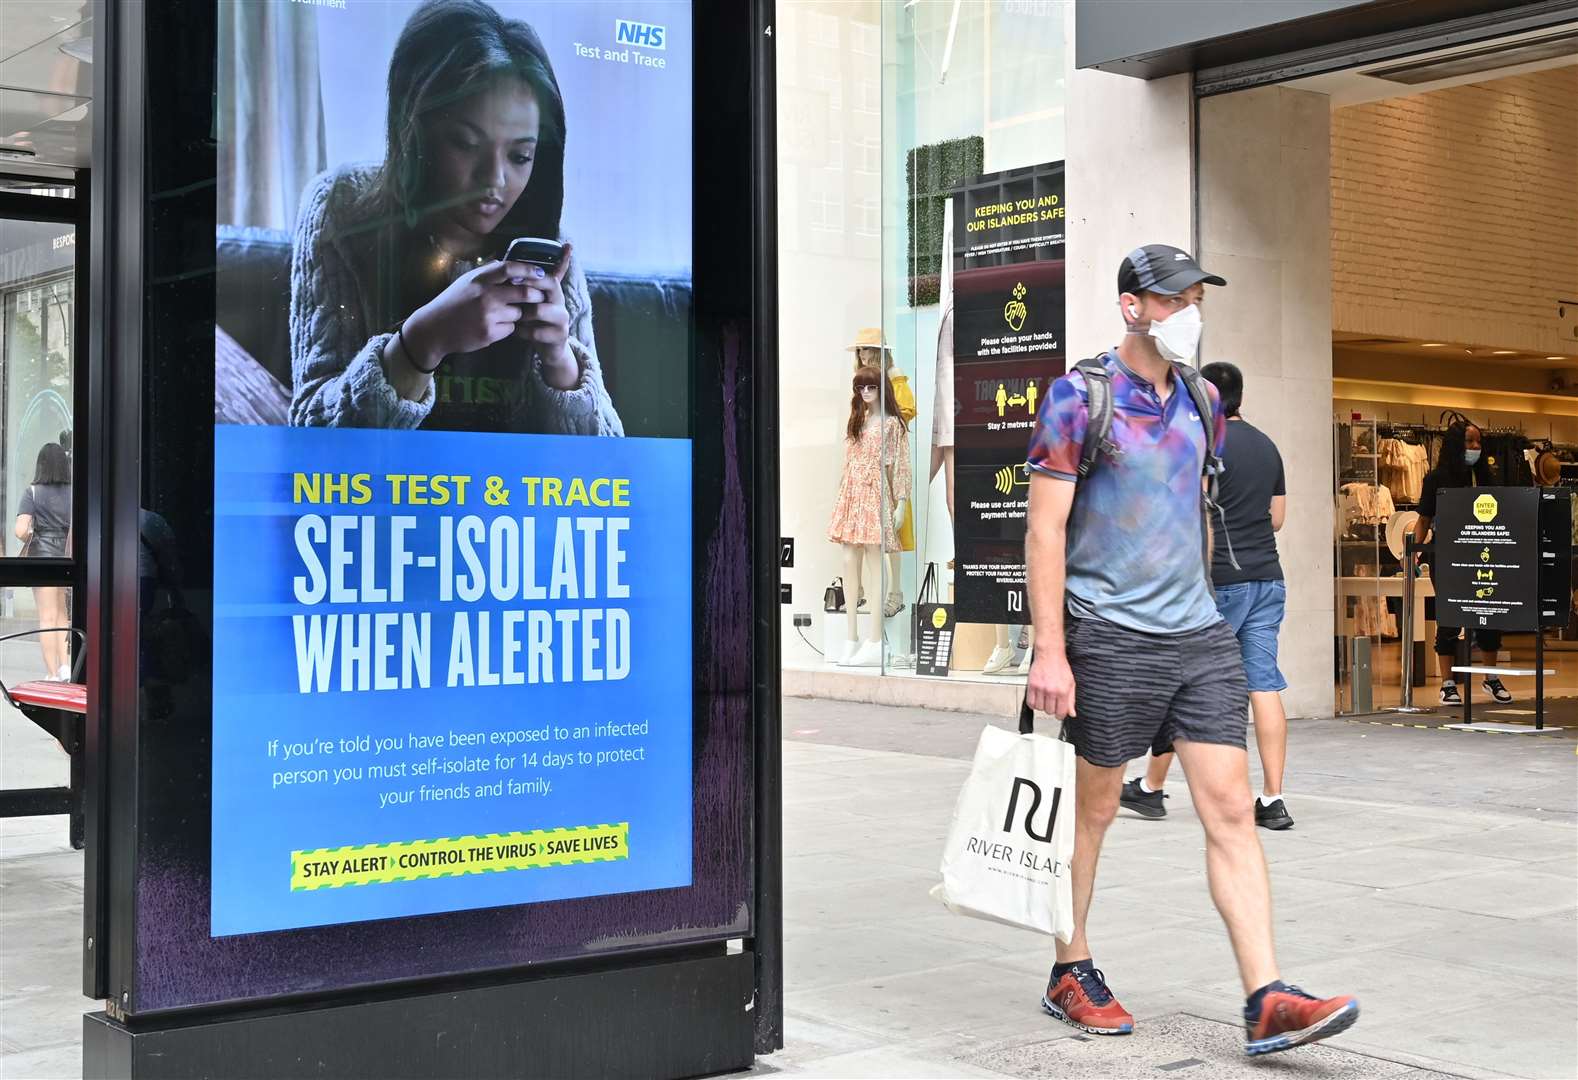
[1118,244,1227,295]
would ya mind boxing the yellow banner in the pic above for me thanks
[290,823,629,891]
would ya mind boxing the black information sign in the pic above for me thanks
[951,160,1066,624]
[915,602,956,678]
[780,537,795,568]
[1434,487,1538,631]
[1539,490,1573,627]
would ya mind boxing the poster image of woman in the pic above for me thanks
[289,0,623,435]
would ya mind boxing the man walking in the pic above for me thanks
[1119,362,1296,830]
[1023,246,1357,1056]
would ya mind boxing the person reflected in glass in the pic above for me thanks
[290,0,622,435]
[14,442,72,680]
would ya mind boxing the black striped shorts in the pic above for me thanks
[1063,614,1249,768]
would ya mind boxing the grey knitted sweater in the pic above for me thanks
[289,166,624,435]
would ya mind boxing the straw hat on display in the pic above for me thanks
[1535,450,1562,487]
[847,327,891,355]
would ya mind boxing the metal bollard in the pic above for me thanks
[1351,635,1373,714]
[1388,537,1429,713]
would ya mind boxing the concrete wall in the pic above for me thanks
[1065,69,1193,358]
[1199,86,1335,720]
[1331,68,1578,357]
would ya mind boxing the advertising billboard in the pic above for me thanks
[211,0,697,936]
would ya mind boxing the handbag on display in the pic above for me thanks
[823,577,846,613]
[930,690,1076,940]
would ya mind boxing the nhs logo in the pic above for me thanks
[615,19,666,50]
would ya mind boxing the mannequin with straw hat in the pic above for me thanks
[845,328,916,623]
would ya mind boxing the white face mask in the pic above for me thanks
[1146,302,1203,363]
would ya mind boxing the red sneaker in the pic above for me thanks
[1245,983,1359,1056]
[1041,965,1134,1035]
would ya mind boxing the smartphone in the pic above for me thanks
[504,237,565,271]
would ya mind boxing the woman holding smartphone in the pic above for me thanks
[290,0,622,435]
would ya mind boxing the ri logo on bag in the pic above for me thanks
[1004,776,1063,843]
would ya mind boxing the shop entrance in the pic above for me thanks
[1197,25,1578,720]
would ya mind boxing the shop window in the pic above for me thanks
[0,216,76,687]
[825,135,844,173]
[850,20,879,57]
[855,77,880,115]
[812,66,843,112]
[855,198,880,238]
[809,190,844,233]
[853,135,880,176]
[0,223,75,560]
[807,11,839,50]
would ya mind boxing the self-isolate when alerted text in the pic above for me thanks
[292,515,629,605]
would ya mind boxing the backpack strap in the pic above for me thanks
[1073,358,1117,480]
[1176,363,1240,572]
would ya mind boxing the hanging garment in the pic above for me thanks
[1338,483,1396,530]
[1378,439,1428,503]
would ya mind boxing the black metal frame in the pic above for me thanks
[86,0,142,1007]
[84,0,782,1067]
[749,0,784,1055]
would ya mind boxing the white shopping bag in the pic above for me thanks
[931,701,1076,942]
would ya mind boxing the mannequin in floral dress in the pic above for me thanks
[827,366,912,667]
[849,328,916,621]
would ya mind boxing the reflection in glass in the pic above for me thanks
[0,220,76,561]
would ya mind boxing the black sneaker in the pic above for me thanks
[1255,798,1294,831]
[1119,777,1167,819]
[1438,681,1461,706]
[1482,677,1513,704]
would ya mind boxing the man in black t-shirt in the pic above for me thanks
[1120,363,1296,830]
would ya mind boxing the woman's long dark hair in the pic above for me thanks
[847,367,906,442]
[1438,421,1491,487]
[32,443,70,486]
[368,0,568,312]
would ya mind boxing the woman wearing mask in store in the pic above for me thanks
[14,442,73,680]
[1412,420,1511,705]
[827,367,913,667]
[849,328,916,621]
[290,0,621,435]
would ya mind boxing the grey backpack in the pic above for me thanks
[1071,357,1237,571]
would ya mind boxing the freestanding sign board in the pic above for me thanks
[85,0,779,1075]
[1434,487,1539,631]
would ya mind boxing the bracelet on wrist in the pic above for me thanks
[397,323,443,375]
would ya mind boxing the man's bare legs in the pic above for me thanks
[1249,691,1285,797]
[1054,757,1125,965]
[1174,740,1279,994]
[1142,691,1285,797]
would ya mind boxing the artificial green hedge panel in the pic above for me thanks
[906,135,983,308]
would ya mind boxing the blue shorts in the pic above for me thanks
[1214,579,1288,694]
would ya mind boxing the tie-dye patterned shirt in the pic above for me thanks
[1025,351,1228,635]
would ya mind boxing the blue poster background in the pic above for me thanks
[210,425,693,936]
